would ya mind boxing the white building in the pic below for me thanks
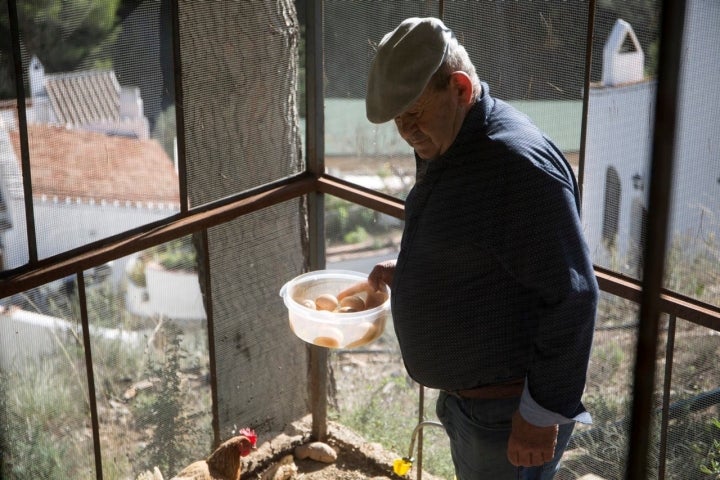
[581,2,720,273]
[0,122,180,271]
[0,56,180,272]
[27,56,150,140]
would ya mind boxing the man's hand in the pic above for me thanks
[507,411,558,467]
[368,259,396,291]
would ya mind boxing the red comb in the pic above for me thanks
[239,427,257,445]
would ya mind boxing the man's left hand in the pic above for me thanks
[507,411,558,467]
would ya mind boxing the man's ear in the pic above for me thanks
[450,71,474,106]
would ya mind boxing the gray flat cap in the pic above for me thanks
[366,17,454,123]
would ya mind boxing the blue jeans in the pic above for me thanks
[436,391,575,480]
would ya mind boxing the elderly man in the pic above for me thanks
[364,17,598,479]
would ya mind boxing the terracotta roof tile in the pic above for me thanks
[9,124,179,206]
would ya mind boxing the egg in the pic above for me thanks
[365,290,389,309]
[314,293,339,311]
[313,326,343,348]
[298,298,317,309]
[313,336,341,348]
[336,306,358,313]
[345,321,381,348]
[339,295,365,311]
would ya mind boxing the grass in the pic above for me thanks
[328,285,720,480]
[0,287,212,479]
[2,229,718,479]
[327,327,456,479]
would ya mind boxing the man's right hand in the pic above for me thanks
[507,411,558,467]
[368,259,396,291]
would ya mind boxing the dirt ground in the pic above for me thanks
[242,415,445,480]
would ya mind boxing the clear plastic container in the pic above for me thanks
[279,269,390,349]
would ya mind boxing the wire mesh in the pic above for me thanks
[91,239,213,477]
[1,281,96,478]
[1,2,178,270]
[1,1,719,479]
[320,1,717,479]
[178,1,304,208]
[207,202,308,436]
[322,1,439,202]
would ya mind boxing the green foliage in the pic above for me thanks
[344,226,369,245]
[135,324,206,475]
[0,362,95,479]
[700,418,720,478]
[152,237,197,272]
[128,257,148,287]
[127,237,197,287]
[325,196,394,245]
[0,0,122,99]
[331,372,455,479]
[0,373,8,475]
[593,342,625,377]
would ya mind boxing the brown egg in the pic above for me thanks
[298,298,317,309]
[314,336,341,348]
[339,295,365,311]
[314,293,339,311]
[336,306,358,313]
[313,326,343,348]
[365,290,389,309]
[337,281,372,301]
[346,322,381,348]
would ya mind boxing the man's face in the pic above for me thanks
[393,79,464,161]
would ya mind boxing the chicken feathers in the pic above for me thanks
[172,428,257,480]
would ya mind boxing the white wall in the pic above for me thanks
[582,82,655,266]
[0,308,145,370]
[581,0,720,269]
[125,262,206,322]
[1,196,177,271]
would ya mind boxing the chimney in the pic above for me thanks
[29,55,46,98]
[602,19,645,87]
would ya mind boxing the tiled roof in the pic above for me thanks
[45,70,121,126]
[9,124,179,206]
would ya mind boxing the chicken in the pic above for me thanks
[171,428,257,480]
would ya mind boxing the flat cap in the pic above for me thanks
[366,17,454,124]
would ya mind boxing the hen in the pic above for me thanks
[171,428,257,480]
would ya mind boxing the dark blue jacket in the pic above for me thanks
[391,83,598,419]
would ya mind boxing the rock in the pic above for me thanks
[294,441,338,463]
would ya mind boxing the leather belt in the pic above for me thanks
[449,379,524,400]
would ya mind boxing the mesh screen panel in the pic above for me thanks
[664,320,720,480]
[663,0,720,307]
[584,0,720,309]
[1,1,718,479]
[0,283,95,478]
[323,1,438,201]
[320,2,716,479]
[88,240,212,477]
[179,1,303,208]
[1,2,178,269]
[207,201,308,436]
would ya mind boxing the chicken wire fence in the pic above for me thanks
[0,0,719,479]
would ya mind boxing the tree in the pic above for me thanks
[0,0,122,99]
[178,0,308,438]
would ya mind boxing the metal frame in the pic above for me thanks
[2,1,718,479]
